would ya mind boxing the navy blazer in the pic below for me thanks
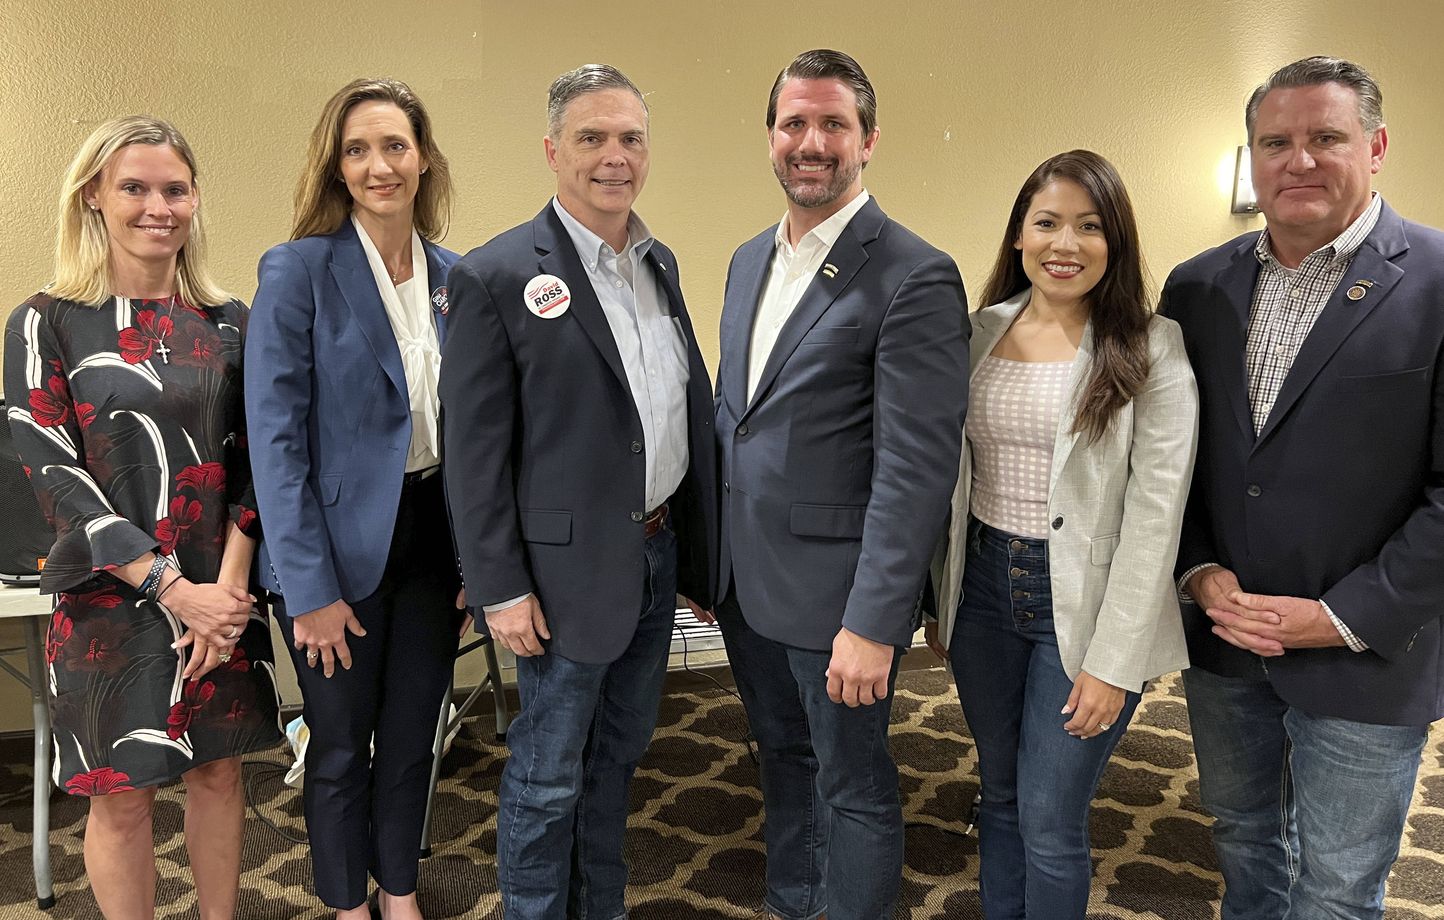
[1162,200,1444,726]
[716,197,969,650]
[246,220,460,616]
[439,205,718,665]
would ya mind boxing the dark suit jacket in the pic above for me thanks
[716,197,969,650]
[246,220,459,616]
[439,204,717,664]
[1161,200,1444,726]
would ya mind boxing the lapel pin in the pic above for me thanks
[821,263,838,279]
[1345,279,1374,302]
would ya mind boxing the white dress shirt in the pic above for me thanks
[352,215,440,473]
[747,190,871,402]
[483,200,690,616]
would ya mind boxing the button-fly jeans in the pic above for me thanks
[949,518,1140,919]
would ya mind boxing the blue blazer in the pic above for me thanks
[246,220,460,616]
[1162,200,1444,726]
[716,197,969,650]
[439,205,718,664]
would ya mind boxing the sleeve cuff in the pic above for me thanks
[1320,599,1369,652]
[482,593,530,615]
[1177,563,1223,605]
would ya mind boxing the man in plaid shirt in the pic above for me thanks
[1161,56,1444,920]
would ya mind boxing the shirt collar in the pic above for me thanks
[1255,192,1382,270]
[774,189,871,254]
[551,197,655,268]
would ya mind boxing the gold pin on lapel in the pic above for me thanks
[821,262,839,279]
[1345,278,1374,301]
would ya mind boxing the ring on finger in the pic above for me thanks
[1097,721,1112,732]
[226,624,239,640]
[306,650,319,664]
[218,652,232,663]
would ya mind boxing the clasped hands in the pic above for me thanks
[1186,566,1346,656]
[164,573,255,681]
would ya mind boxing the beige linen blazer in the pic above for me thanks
[935,290,1199,692]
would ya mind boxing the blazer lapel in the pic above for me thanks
[719,232,772,417]
[533,207,632,398]
[743,204,878,417]
[329,222,406,398]
[1211,243,1260,442]
[1255,213,1408,449]
[423,241,451,346]
[1047,320,1093,500]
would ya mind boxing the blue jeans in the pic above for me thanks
[716,591,903,920]
[495,526,677,920]
[949,519,1140,920]
[1183,663,1428,920]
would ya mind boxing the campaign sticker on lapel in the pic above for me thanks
[524,274,571,319]
[431,286,449,315]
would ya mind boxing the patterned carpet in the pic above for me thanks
[1,665,1442,919]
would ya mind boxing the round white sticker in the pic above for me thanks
[524,274,572,319]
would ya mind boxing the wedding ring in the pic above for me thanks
[227,625,239,640]
[307,650,319,663]
[218,652,232,663]
[1097,722,1112,732]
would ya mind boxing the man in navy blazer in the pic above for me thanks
[713,50,967,920]
[1162,57,1444,920]
[439,65,716,920]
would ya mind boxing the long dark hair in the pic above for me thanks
[980,149,1152,443]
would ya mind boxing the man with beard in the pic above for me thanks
[711,49,968,920]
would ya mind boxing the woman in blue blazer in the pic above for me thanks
[245,78,462,920]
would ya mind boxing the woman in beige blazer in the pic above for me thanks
[926,150,1197,919]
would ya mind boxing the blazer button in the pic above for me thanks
[1247,484,1262,497]
[737,423,750,436]
[631,440,643,453]
[1051,516,1064,530]
[630,511,644,523]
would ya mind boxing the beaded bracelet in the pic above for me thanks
[139,556,170,602]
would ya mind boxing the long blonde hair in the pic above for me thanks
[50,115,229,307]
[291,78,453,242]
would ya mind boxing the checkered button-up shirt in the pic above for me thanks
[1181,195,1383,652]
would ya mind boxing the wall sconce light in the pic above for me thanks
[1231,145,1258,214]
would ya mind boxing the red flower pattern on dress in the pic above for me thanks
[117,310,174,364]
[176,462,226,496]
[28,375,73,427]
[61,618,131,674]
[166,679,216,740]
[173,318,224,371]
[235,506,257,534]
[155,496,203,554]
[75,402,96,429]
[46,609,73,664]
[65,766,135,796]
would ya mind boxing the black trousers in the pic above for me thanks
[274,473,462,909]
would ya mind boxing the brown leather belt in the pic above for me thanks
[644,503,669,538]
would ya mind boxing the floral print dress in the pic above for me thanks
[3,293,282,795]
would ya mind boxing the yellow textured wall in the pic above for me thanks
[2,0,1443,729]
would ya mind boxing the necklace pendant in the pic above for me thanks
[155,341,171,364]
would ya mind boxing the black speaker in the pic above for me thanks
[0,400,55,586]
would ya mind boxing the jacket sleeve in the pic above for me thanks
[1322,339,1444,658]
[3,302,157,593]
[244,247,341,616]
[439,258,536,607]
[841,251,970,646]
[1156,272,1218,581]
[1081,321,1200,691]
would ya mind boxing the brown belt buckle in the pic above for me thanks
[643,504,669,538]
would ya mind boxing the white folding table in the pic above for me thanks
[0,583,55,909]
